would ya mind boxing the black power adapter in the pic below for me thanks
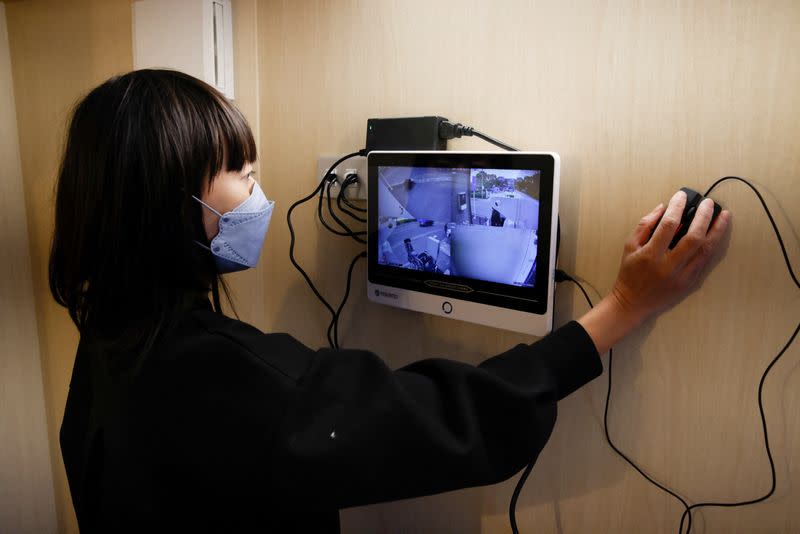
[365,116,448,151]
[365,115,519,152]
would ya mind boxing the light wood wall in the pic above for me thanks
[6,1,800,533]
[255,1,800,533]
[5,1,133,531]
[0,2,57,532]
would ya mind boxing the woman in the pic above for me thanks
[50,69,729,533]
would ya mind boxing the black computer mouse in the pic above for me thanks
[651,187,723,249]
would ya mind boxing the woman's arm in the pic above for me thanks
[265,323,601,510]
[167,190,731,510]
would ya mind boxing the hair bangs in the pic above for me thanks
[205,90,257,182]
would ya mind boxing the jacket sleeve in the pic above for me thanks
[266,320,602,509]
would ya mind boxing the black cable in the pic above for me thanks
[328,175,368,348]
[469,129,519,152]
[326,251,367,350]
[289,177,337,343]
[508,461,534,534]
[287,149,364,348]
[553,176,799,534]
[316,175,350,236]
[557,272,693,533]
[336,194,365,222]
[678,320,799,534]
[342,195,367,213]
[671,176,800,533]
[316,176,366,242]
[335,174,367,222]
[342,181,367,213]
[438,124,532,534]
[337,175,367,222]
[704,176,799,290]
[325,177,366,242]
[445,125,565,534]
[340,175,367,213]
[438,120,520,151]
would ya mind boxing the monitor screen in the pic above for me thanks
[367,151,559,335]
[376,166,541,287]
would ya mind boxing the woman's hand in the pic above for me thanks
[579,190,731,355]
[613,190,731,320]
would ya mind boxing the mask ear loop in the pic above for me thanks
[191,195,223,217]
[191,195,223,251]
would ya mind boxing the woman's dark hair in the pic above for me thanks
[49,69,256,360]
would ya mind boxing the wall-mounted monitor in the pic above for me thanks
[367,151,560,336]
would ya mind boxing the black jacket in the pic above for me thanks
[61,299,602,533]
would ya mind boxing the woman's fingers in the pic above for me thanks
[671,198,715,265]
[680,209,731,282]
[648,190,688,253]
[630,202,666,249]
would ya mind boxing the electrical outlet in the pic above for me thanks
[316,155,368,200]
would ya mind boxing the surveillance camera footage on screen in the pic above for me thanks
[376,166,541,287]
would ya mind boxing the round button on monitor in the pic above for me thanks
[442,301,453,314]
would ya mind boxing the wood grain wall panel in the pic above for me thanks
[0,2,57,532]
[253,2,800,532]
[6,0,799,532]
[6,1,133,531]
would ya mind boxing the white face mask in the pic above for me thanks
[192,182,275,273]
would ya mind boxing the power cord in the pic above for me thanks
[440,124,544,534]
[552,176,798,534]
[555,272,694,532]
[674,176,799,533]
[326,251,367,350]
[340,173,367,213]
[325,176,366,243]
[704,177,798,290]
[439,124,566,534]
[322,176,367,349]
[315,173,366,243]
[320,173,368,349]
[287,149,366,348]
[337,173,367,222]
[439,120,520,151]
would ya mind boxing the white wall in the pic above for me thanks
[0,2,57,532]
